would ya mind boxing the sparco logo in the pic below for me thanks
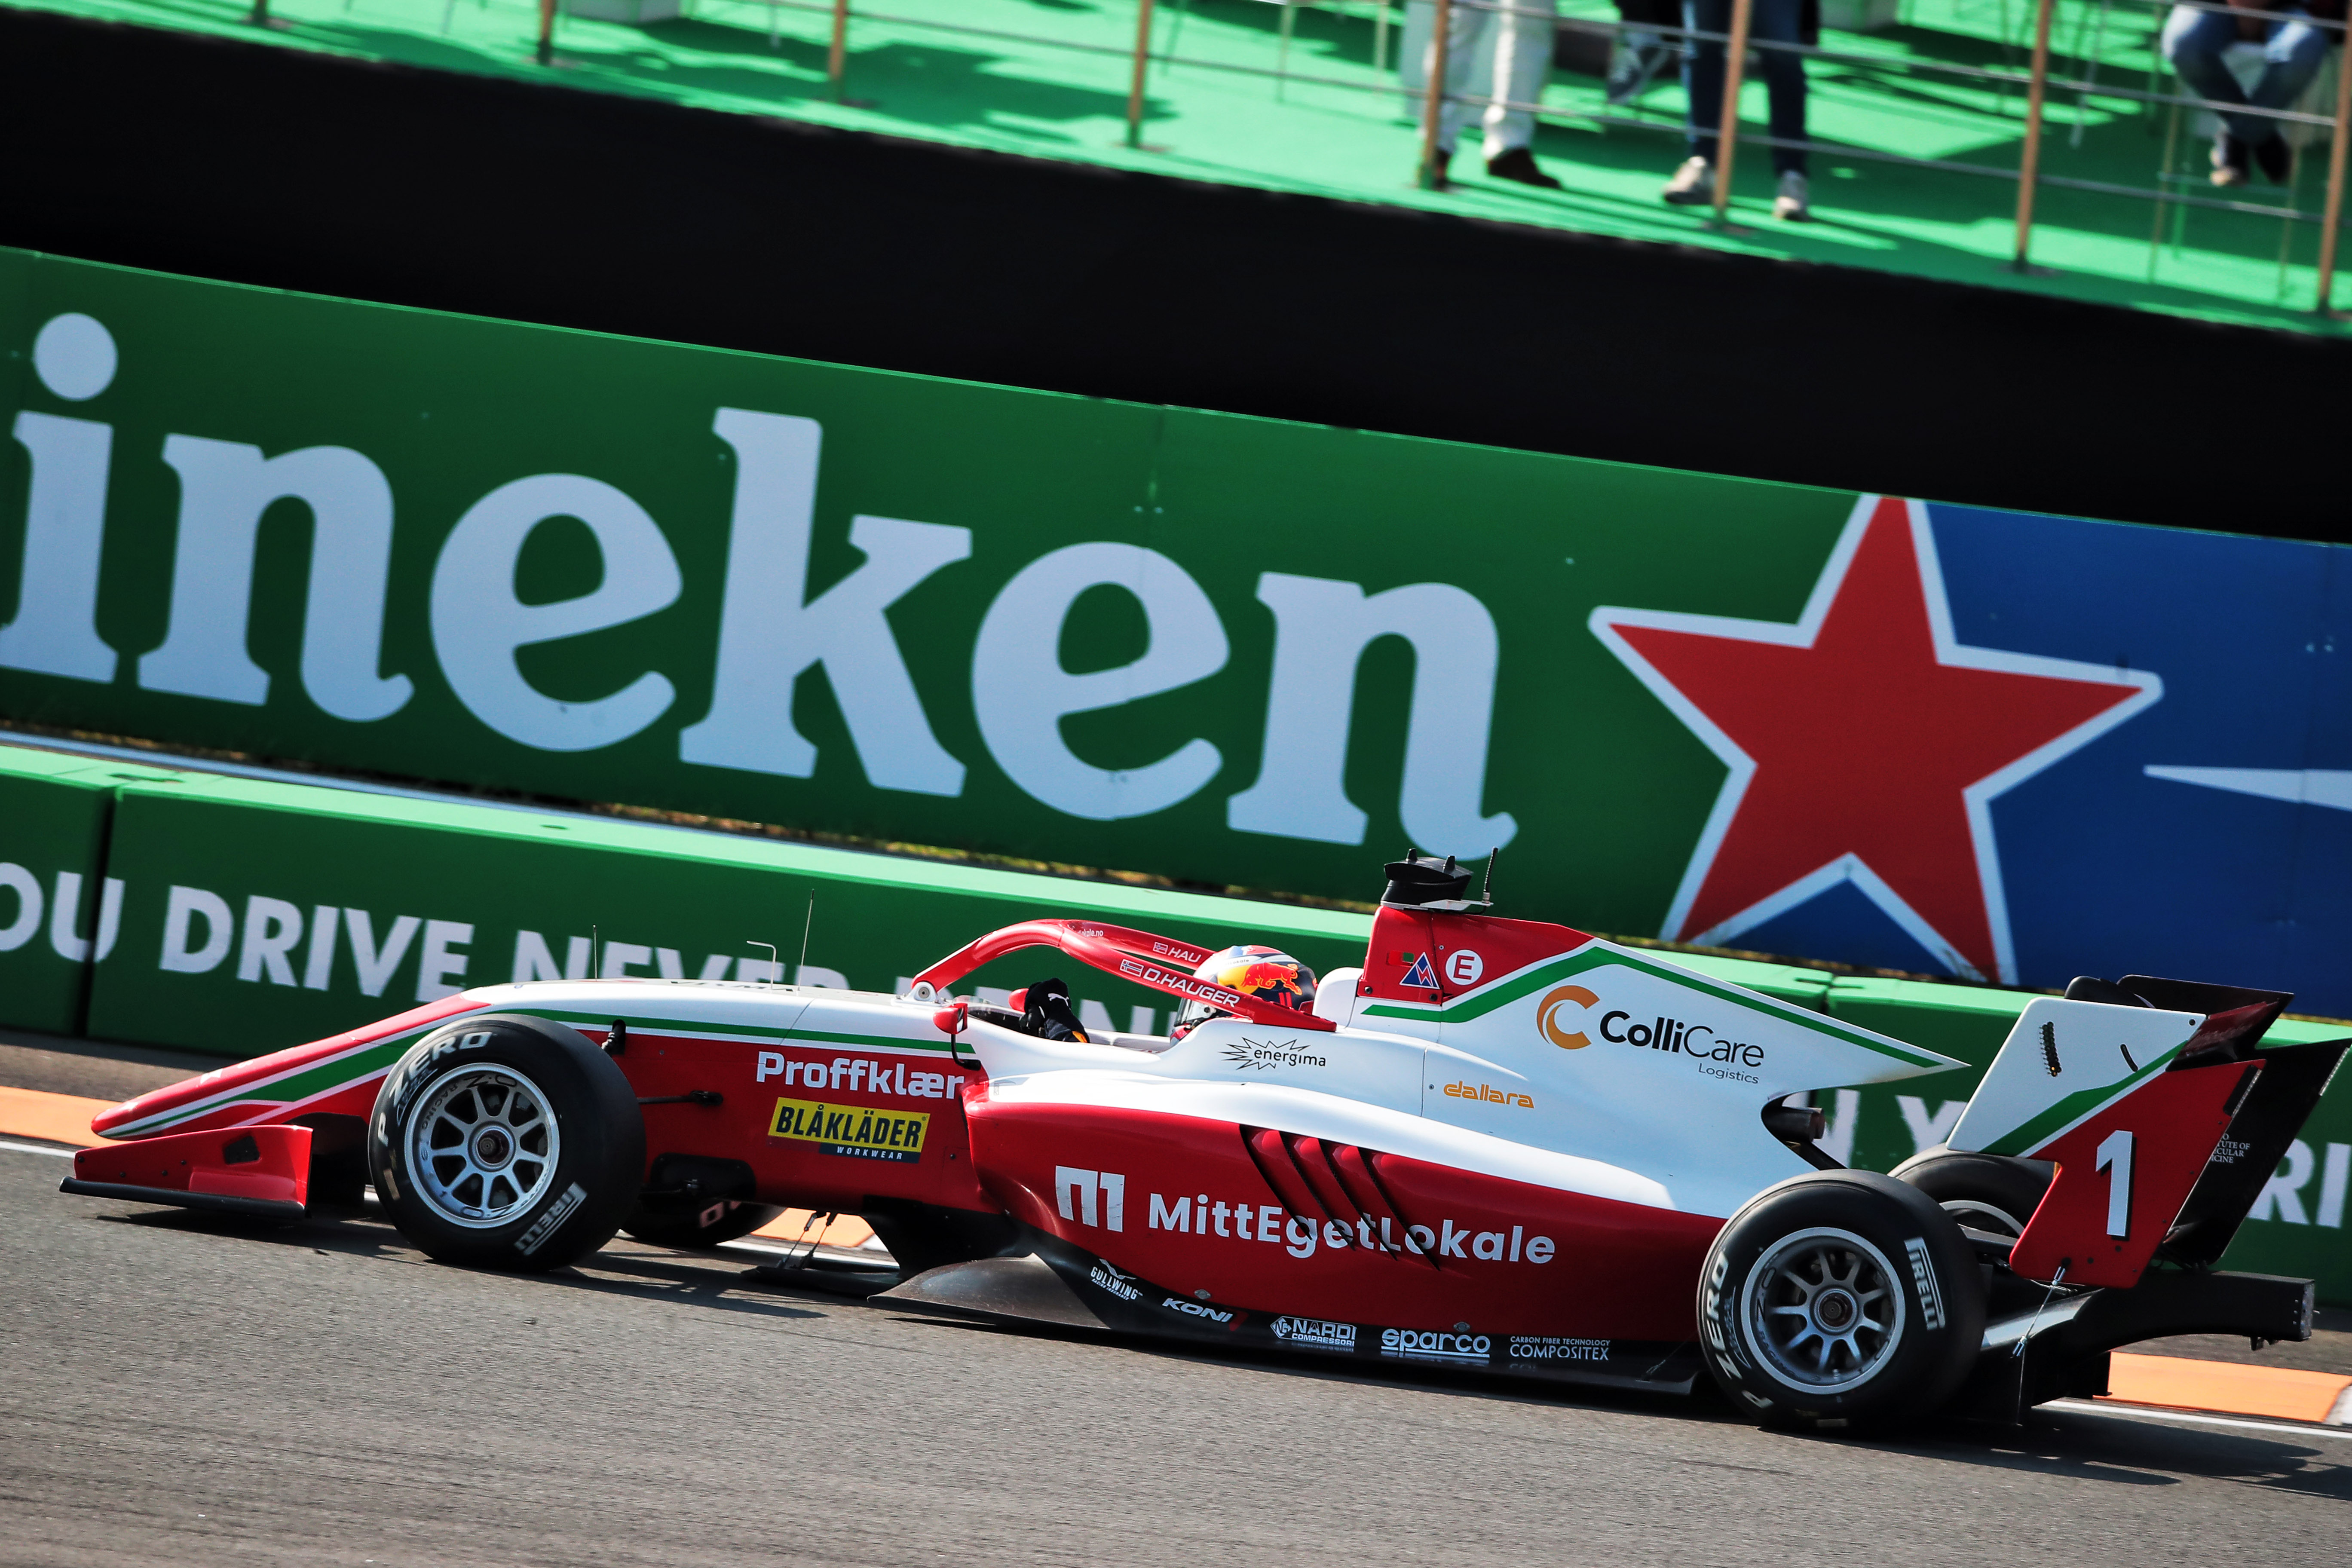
[1380,1329,1491,1364]
[1163,1297,1237,1323]
[1221,1038,1328,1072]
[1089,1261,1142,1302]
[1271,1317,1357,1350]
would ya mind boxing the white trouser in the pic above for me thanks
[1398,0,1559,157]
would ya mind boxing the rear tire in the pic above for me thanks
[368,1013,644,1271]
[1699,1170,1985,1430]
[1890,1146,2053,1240]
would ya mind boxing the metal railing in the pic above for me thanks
[274,0,2352,315]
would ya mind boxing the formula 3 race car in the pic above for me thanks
[63,854,2347,1430]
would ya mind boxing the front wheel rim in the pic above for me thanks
[1740,1226,1906,1395]
[408,1064,562,1229]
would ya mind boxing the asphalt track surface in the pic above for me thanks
[7,1150,2352,1567]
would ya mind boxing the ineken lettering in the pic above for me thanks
[767,1097,930,1163]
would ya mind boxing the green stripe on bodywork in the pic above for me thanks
[1363,945,1945,1067]
[1981,1043,2190,1156]
[521,1008,956,1055]
[122,1030,427,1133]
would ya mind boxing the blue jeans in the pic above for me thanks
[1684,0,1808,175]
[2162,3,2328,148]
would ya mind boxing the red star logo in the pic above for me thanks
[1588,497,2161,983]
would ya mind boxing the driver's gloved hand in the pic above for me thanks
[1022,977,1091,1043]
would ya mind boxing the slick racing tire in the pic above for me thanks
[1890,1146,2054,1241]
[1699,1170,1985,1431]
[369,1013,645,1271]
[620,1201,787,1250]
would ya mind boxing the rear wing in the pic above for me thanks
[1946,976,2347,1287]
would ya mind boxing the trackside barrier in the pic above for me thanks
[4,738,2343,1297]
[0,746,180,1033]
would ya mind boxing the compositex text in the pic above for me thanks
[1508,1336,1612,1362]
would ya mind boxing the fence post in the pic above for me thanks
[1417,0,1455,189]
[2315,16,2352,312]
[829,0,852,101]
[1127,0,1158,147]
[537,0,556,63]
[2011,0,2057,270]
[1710,0,1755,226]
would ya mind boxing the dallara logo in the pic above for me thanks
[1538,985,1600,1049]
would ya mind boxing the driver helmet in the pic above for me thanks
[1170,945,1317,1040]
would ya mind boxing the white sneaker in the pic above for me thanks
[1662,156,1714,205]
[1773,170,1810,220]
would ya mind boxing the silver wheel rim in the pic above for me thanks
[1939,1198,2026,1239]
[408,1064,561,1229]
[1740,1226,1906,1394]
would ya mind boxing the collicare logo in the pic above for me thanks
[1538,985,1600,1049]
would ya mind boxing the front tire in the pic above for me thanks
[369,1013,644,1271]
[1699,1170,1985,1430]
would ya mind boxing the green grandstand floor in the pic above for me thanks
[16,0,2350,334]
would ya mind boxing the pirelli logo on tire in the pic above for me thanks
[769,1097,931,1164]
[1903,1236,1946,1330]
[515,1182,587,1256]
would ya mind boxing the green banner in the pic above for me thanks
[0,245,1844,940]
[4,245,2350,1030]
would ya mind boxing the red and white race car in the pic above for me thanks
[63,854,2342,1429]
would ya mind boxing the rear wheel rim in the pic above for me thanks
[409,1065,562,1229]
[1939,1198,2026,1239]
[1741,1226,1905,1395]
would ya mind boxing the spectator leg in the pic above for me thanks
[1683,0,1732,161]
[1484,0,1560,157]
[2161,4,2260,142]
[1751,0,1809,175]
[2243,14,2329,144]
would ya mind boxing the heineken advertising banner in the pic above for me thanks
[2,248,2349,1013]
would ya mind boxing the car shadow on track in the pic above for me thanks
[85,1202,2352,1494]
[87,1202,836,1323]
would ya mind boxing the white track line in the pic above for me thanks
[2047,1399,2352,1441]
[0,1139,76,1158]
